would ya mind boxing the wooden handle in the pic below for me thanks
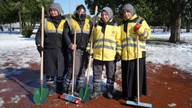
[86,5,98,84]
[136,36,140,102]
[71,29,76,95]
[40,6,44,85]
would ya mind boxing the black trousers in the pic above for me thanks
[121,58,147,99]
[92,59,116,92]
[44,48,66,77]
[63,49,88,91]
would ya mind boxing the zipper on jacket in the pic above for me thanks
[102,26,106,61]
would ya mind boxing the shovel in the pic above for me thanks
[79,52,92,102]
[33,5,49,104]
[79,5,98,103]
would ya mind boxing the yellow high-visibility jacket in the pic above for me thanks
[69,18,91,35]
[65,17,92,49]
[44,18,66,34]
[35,17,66,48]
[120,14,151,60]
[92,19,121,61]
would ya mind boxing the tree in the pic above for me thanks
[184,0,192,32]
[85,0,153,24]
[169,0,186,43]
[85,0,191,43]
[0,0,18,24]
[0,0,53,37]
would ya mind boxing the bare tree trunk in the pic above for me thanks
[169,15,181,43]
[169,0,184,43]
[9,23,12,33]
[18,10,22,34]
[186,18,190,32]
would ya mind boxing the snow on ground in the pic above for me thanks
[0,29,192,107]
[0,30,40,70]
[0,97,4,108]
[0,29,191,74]
[0,88,11,93]
[0,29,192,76]
[147,29,192,73]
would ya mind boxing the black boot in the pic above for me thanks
[129,96,138,102]
[90,90,102,99]
[106,85,114,99]
[62,82,70,94]
[107,90,114,99]
[46,76,55,96]
[91,81,102,99]
[66,84,79,96]
[56,82,63,94]
[47,82,55,96]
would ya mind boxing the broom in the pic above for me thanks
[60,28,82,104]
[125,35,152,107]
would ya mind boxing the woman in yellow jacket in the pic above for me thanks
[120,4,151,101]
[90,7,121,99]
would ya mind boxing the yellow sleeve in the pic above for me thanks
[137,20,151,40]
[115,26,121,55]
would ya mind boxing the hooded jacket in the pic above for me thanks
[92,18,121,61]
[64,14,93,50]
[35,2,66,49]
[120,14,151,60]
[35,15,66,48]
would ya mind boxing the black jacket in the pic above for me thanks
[35,15,66,49]
[64,15,93,50]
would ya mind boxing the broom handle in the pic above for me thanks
[71,29,76,95]
[136,36,140,102]
[86,5,98,84]
[40,5,44,86]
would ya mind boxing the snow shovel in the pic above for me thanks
[33,5,49,104]
[60,29,82,104]
[126,36,152,108]
[79,50,92,102]
[79,5,98,103]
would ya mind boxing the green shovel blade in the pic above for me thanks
[82,85,92,103]
[33,86,49,104]
[79,87,85,99]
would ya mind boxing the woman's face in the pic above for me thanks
[49,9,59,17]
[101,11,110,23]
[123,9,132,20]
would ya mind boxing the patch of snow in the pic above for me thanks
[10,95,21,103]
[147,31,192,73]
[0,88,11,93]
[0,97,4,108]
[0,80,7,83]
[0,74,6,78]
[0,29,192,82]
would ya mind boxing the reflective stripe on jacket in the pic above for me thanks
[93,19,121,61]
[43,18,66,48]
[45,19,65,34]
[120,14,151,60]
[66,17,92,49]
[70,18,91,35]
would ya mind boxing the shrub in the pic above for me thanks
[22,25,33,38]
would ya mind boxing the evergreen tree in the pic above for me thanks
[0,0,53,37]
[84,0,191,43]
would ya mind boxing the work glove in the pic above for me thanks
[115,54,121,62]
[37,45,44,53]
[134,24,141,32]
[87,52,93,60]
